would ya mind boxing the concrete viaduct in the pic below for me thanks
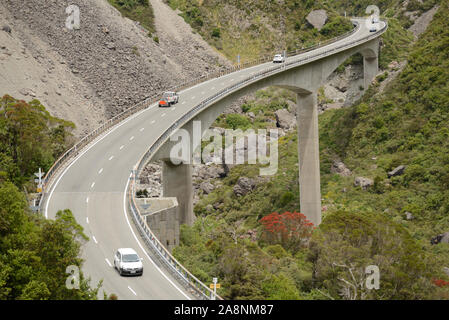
[150,19,384,228]
[44,18,387,299]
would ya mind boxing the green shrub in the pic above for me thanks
[225,114,251,130]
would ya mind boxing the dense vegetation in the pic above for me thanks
[108,0,156,36]
[0,95,99,299]
[165,0,353,63]
[172,0,449,299]
[164,0,438,64]
[0,95,75,189]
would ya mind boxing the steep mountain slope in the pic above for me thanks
[0,0,230,135]
[165,0,353,62]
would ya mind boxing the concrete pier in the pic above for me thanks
[162,161,195,226]
[297,92,321,226]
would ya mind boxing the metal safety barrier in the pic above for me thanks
[39,18,387,300]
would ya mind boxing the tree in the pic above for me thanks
[260,211,314,253]
[308,211,445,300]
[0,95,74,187]
[0,182,100,299]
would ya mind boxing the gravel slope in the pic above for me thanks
[0,0,230,136]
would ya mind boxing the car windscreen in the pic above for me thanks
[122,254,140,262]
[163,93,173,98]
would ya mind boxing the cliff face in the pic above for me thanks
[0,0,229,135]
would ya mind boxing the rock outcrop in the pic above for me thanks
[233,177,256,197]
[354,177,374,190]
[388,165,406,178]
[274,109,296,130]
[0,0,230,135]
[331,160,352,177]
[431,232,449,245]
[306,10,328,31]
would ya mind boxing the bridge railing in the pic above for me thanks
[129,19,387,299]
[39,18,386,300]
[127,171,222,300]
[39,18,364,200]
[134,20,388,176]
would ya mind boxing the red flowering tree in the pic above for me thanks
[433,279,449,287]
[259,211,314,252]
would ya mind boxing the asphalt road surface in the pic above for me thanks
[45,18,385,300]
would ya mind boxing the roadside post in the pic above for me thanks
[210,277,220,300]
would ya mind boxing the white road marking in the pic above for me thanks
[128,286,137,296]
[172,107,176,111]
[109,156,114,161]
[123,176,191,300]
[191,96,195,99]
[105,258,112,267]
[120,145,124,150]
[140,128,144,132]
[86,217,89,224]
[98,168,103,174]
[161,113,166,117]
[86,197,89,203]
[44,23,371,300]
[201,91,205,95]
[90,182,95,189]
[47,97,156,218]
[211,87,215,90]
[181,101,186,105]
[92,236,98,244]
[130,136,134,141]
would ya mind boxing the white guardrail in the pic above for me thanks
[39,18,387,300]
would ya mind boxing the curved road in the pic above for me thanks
[46,18,385,300]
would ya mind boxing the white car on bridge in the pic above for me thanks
[272,54,285,63]
[114,248,143,276]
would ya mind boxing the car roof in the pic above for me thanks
[117,248,138,255]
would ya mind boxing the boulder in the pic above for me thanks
[405,211,414,220]
[106,42,116,50]
[431,232,449,245]
[1,25,11,33]
[388,61,400,70]
[388,165,406,178]
[274,109,296,130]
[306,10,328,31]
[233,177,255,197]
[354,177,373,190]
[331,160,352,176]
[442,232,449,243]
[200,182,215,194]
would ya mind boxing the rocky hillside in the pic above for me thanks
[165,0,354,62]
[0,0,230,135]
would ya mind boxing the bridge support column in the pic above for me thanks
[162,161,195,226]
[297,92,321,226]
[363,55,378,90]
